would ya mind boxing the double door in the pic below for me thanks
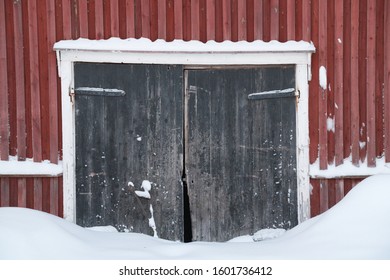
[74,63,297,241]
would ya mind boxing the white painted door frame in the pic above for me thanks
[55,38,315,224]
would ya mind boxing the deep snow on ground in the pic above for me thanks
[0,175,389,260]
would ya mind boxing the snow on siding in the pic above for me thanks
[319,66,327,90]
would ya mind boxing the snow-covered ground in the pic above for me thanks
[0,175,389,260]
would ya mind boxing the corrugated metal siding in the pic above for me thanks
[0,0,389,218]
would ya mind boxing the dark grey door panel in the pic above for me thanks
[74,63,184,241]
[185,67,297,241]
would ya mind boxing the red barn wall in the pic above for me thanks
[0,0,389,219]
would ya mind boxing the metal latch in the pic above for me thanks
[74,87,126,97]
[248,88,296,100]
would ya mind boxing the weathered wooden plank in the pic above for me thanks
[59,177,64,217]
[93,0,103,39]
[199,0,207,42]
[42,177,50,213]
[222,0,231,40]
[0,178,10,206]
[335,179,344,204]
[319,179,328,213]
[50,178,59,215]
[318,0,327,169]
[302,0,310,41]
[308,0,319,164]
[237,0,246,41]
[0,0,9,160]
[28,0,42,163]
[38,0,50,161]
[125,0,135,38]
[61,0,72,39]
[47,0,59,164]
[270,0,279,40]
[262,0,271,41]
[326,0,335,165]
[310,179,320,217]
[375,0,385,158]
[191,0,200,40]
[327,179,335,209]
[17,178,27,207]
[140,0,150,38]
[4,1,17,157]
[279,0,287,42]
[359,0,368,162]
[34,178,43,211]
[9,178,18,206]
[149,0,158,41]
[186,66,297,241]
[174,0,183,39]
[22,0,33,159]
[230,0,238,41]
[206,0,215,41]
[110,0,120,37]
[385,0,390,162]
[167,0,175,41]
[215,0,223,41]
[134,0,142,38]
[74,63,184,241]
[78,0,88,37]
[103,0,111,38]
[118,0,127,38]
[158,0,167,39]
[343,0,352,159]
[334,0,344,166]
[253,0,263,40]
[13,1,26,161]
[286,0,295,40]
[183,0,191,40]
[366,0,376,166]
[245,0,254,41]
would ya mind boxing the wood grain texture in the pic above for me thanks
[186,66,297,241]
[74,63,184,241]
[0,0,9,160]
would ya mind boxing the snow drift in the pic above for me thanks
[0,175,389,259]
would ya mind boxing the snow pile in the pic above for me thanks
[0,175,389,259]
[0,156,62,176]
[310,156,390,178]
[229,228,286,243]
[54,37,315,53]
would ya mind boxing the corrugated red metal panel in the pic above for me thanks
[385,0,390,162]
[0,0,389,219]
[0,0,9,160]
[350,0,360,166]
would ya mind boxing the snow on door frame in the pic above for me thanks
[54,38,315,225]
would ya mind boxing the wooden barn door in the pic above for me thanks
[185,66,298,241]
[74,63,184,241]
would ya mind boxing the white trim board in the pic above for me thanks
[55,38,315,225]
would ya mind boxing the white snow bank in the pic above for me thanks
[228,228,286,243]
[0,156,62,176]
[1,175,389,259]
[54,37,315,53]
[310,156,390,178]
